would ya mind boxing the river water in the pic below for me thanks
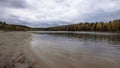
[31,31,120,68]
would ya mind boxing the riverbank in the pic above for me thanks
[1,31,120,68]
[0,31,37,68]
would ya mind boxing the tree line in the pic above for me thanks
[46,19,120,32]
[0,21,30,31]
[0,19,120,32]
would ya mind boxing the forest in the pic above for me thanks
[0,21,30,31]
[46,19,120,32]
[0,19,120,32]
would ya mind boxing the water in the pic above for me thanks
[31,31,120,68]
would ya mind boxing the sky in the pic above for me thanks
[0,0,120,27]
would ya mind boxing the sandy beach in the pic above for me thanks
[0,31,37,68]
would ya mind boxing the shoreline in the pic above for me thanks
[0,31,37,68]
[1,31,120,68]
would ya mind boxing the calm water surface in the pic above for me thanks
[31,31,120,68]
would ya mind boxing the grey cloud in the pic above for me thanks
[55,0,65,3]
[0,0,27,8]
[27,21,70,27]
[0,0,120,27]
[81,9,120,22]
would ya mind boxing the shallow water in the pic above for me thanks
[31,31,120,68]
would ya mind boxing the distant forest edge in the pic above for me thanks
[0,19,120,32]
[33,19,120,32]
[0,21,30,31]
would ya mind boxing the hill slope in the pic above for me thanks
[0,21,30,31]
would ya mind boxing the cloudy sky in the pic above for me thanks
[0,0,120,27]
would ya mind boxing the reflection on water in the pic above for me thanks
[31,31,120,68]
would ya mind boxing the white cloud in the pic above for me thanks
[0,0,120,27]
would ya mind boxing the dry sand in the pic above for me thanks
[0,31,37,68]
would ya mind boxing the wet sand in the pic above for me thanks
[0,31,36,68]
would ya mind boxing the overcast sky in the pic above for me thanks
[0,0,120,27]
